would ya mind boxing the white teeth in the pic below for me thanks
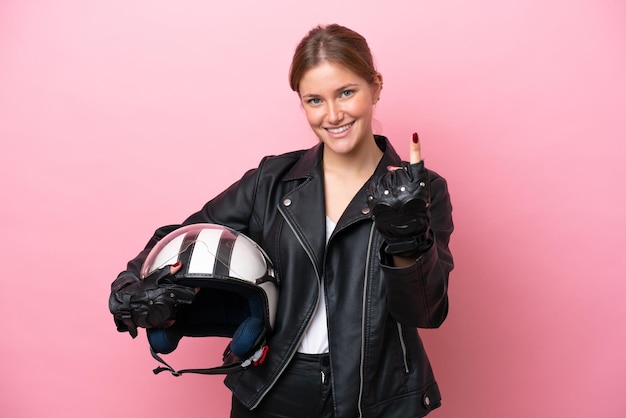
[327,123,353,134]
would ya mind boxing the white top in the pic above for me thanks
[297,216,336,354]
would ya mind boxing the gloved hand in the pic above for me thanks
[108,263,196,338]
[366,133,432,258]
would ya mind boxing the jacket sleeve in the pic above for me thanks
[118,161,267,279]
[380,170,454,328]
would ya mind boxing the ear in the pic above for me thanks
[372,72,383,103]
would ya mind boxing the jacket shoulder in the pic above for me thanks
[258,149,307,168]
[255,144,320,181]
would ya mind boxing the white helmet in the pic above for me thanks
[140,223,278,376]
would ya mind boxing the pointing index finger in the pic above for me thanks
[410,132,422,164]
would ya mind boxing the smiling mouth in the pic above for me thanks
[325,122,354,134]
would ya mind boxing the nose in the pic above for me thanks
[326,102,344,124]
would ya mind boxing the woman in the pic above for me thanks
[111,24,454,417]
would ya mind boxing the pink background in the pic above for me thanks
[1,0,625,417]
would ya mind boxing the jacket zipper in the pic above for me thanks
[396,322,410,374]
[250,203,322,409]
[357,223,376,418]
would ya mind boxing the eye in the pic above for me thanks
[340,90,354,98]
[306,97,322,105]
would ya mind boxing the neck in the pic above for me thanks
[322,136,383,177]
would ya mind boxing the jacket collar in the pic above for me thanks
[282,135,402,182]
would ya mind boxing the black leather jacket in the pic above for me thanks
[122,136,454,417]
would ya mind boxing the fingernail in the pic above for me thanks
[172,261,181,268]
[412,132,419,144]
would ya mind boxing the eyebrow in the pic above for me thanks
[300,83,360,99]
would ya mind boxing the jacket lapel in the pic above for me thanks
[333,135,403,234]
[279,143,327,278]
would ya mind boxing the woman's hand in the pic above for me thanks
[108,261,196,338]
[367,133,432,263]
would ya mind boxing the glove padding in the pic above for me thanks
[366,161,432,258]
[109,266,196,338]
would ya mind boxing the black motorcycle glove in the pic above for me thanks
[108,266,196,338]
[366,161,432,258]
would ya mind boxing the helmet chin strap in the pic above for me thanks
[150,343,269,376]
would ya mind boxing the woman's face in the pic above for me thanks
[298,61,382,157]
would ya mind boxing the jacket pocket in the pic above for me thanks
[396,322,410,374]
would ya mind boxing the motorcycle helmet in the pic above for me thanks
[140,223,278,376]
